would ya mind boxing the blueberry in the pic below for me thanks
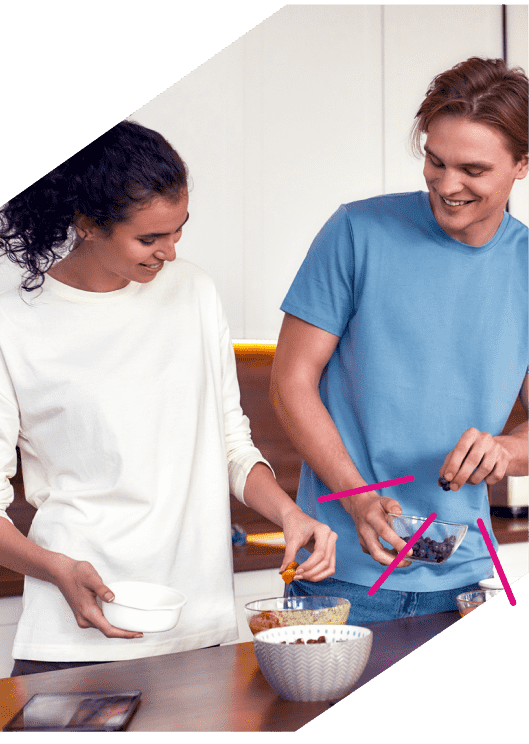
[405,531,457,562]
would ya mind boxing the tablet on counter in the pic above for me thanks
[2,690,141,731]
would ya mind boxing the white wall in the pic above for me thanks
[506,5,529,225]
[1,7,525,328]
[131,4,526,340]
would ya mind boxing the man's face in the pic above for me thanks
[423,114,528,246]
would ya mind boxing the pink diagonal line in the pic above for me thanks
[477,518,516,606]
[317,475,415,503]
[368,512,437,596]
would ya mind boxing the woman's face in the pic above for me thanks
[68,191,189,292]
[423,115,528,246]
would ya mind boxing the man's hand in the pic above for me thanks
[341,492,412,567]
[440,428,513,490]
[52,555,143,639]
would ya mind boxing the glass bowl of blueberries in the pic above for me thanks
[387,513,468,564]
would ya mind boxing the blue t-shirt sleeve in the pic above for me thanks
[280,205,355,337]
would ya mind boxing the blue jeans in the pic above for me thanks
[288,576,482,624]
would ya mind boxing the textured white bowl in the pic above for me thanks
[102,581,187,633]
[253,624,373,702]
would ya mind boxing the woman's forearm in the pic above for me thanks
[0,517,65,585]
[242,462,301,526]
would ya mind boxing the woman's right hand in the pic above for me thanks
[341,491,412,568]
[51,555,143,639]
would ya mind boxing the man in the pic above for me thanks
[270,57,528,623]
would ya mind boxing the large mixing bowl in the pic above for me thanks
[253,624,372,701]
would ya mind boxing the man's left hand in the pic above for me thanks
[440,428,511,490]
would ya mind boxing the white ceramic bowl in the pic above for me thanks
[478,577,518,590]
[102,581,187,633]
[253,624,373,702]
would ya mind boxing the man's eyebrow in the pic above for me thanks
[137,212,190,238]
[424,145,493,170]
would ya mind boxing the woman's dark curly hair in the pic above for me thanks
[0,120,188,292]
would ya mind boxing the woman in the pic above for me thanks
[0,120,337,675]
[270,57,528,623]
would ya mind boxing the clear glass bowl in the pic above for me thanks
[244,596,350,635]
[456,588,502,617]
[387,513,468,564]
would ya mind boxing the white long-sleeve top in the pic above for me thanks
[0,258,271,661]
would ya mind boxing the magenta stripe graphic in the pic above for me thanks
[477,518,516,606]
[317,475,415,503]
[368,512,437,596]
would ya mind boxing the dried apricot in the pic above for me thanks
[281,561,299,583]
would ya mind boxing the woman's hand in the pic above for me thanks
[51,555,143,639]
[279,509,337,582]
[341,491,412,568]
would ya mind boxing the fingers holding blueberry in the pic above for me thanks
[440,428,512,490]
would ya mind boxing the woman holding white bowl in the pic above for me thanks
[0,120,337,675]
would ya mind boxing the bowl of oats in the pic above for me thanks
[244,596,350,635]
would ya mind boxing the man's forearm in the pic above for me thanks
[269,378,366,495]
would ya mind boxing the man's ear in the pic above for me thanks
[515,155,529,180]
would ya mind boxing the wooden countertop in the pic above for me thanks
[0,610,461,731]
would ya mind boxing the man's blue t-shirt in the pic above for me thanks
[281,191,528,591]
